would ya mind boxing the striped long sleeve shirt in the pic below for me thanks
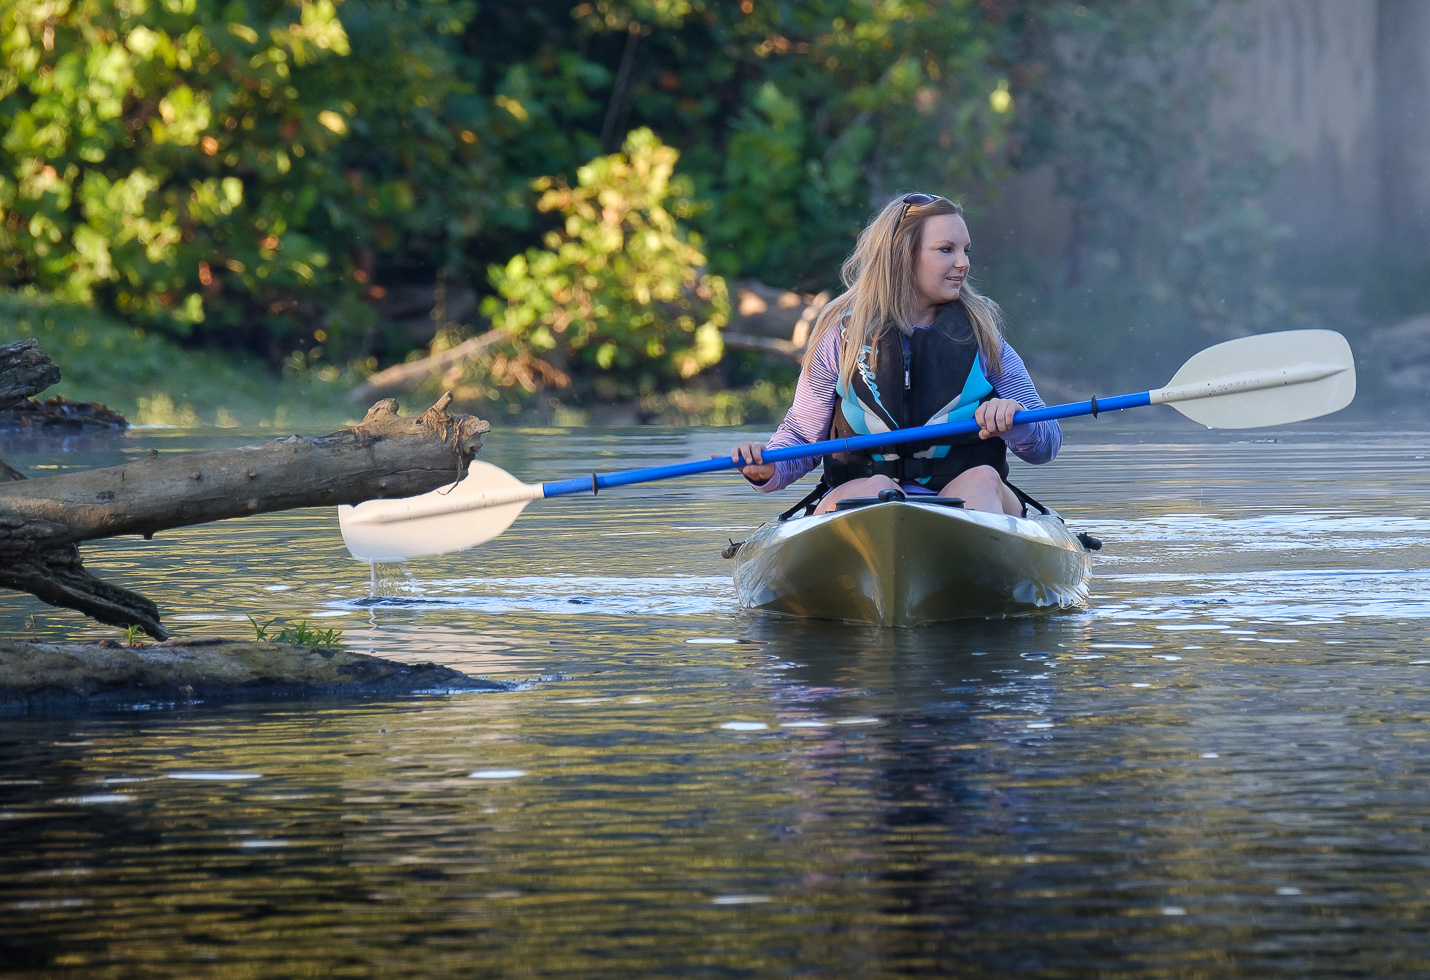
[749,325,1061,493]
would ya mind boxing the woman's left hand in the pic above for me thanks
[975,398,1024,440]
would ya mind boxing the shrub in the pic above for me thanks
[481,129,728,400]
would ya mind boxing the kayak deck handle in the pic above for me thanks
[833,494,967,512]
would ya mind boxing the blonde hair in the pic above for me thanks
[805,195,1004,387]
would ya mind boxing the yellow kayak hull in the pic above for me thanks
[732,500,1093,627]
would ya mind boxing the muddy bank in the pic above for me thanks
[0,637,509,713]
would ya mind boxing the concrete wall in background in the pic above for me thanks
[1214,0,1430,260]
[1212,0,1383,255]
[1377,0,1430,252]
[977,0,1429,281]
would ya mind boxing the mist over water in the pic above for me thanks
[2,423,1428,978]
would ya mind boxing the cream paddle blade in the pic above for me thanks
[1152,329,1356,428]
[338,460,544,562]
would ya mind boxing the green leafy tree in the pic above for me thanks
[481,128,727,400]
[533,0,1022,286]
[0,0,1284,402]
[0,0,503,359]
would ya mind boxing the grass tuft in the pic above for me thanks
[250,615,344,647]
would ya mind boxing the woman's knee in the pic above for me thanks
[836,475,897,496]
[965,465,1002,487]
[943,465,1000,493]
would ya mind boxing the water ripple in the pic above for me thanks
[337,574,732,616]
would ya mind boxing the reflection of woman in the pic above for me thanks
[731,194,1060,516]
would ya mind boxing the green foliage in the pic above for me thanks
[679,0,1019,283]
[548,0,1020,284]
[481,129,728,400]
[0,0,1290,404]
[250,616,343,647]
[0,0,501,358]
[0,287,354,428]
[0,0,1021,365]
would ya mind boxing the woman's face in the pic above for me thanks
[911,213,971,313]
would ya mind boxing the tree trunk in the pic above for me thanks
[1,341,490,639]
[720,281,830,358]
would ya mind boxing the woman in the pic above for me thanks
[731,193,1059,515]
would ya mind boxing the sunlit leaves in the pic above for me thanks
[617,0,1019,283]
[483,129,728,399]
[0,0,481,349]
[0,0,1269,397]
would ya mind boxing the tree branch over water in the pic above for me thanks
[1,346,489,639]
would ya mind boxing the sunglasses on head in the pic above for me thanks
[894,193,941,232]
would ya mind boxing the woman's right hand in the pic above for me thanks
[731,441,775,484]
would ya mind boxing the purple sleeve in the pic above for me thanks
[747,328,841,493]
[988,340,1061,464]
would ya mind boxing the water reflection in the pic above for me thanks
[1,425,1429,976]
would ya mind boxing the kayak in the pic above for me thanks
[730,494,1095,627]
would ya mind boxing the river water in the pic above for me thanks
[1,421,1428,978]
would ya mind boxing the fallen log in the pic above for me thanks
[725,281,829,355]
[0,395,486,553]
[349,328,510,404]
[345,280,831,402]
[0,637,508,714]
[719,331,806,359]
[0,343,490,639]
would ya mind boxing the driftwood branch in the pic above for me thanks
[0,394,488,554]
[349,330,510,404]
[0,356,490,637]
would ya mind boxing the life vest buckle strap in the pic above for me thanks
[824,455,971,483]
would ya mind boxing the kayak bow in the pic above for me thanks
[732,496,1093,627]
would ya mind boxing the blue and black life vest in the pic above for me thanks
[822,300,1008,490]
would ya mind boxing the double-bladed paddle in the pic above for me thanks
[339,328,1355,562]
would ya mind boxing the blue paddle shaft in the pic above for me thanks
[539,391,1152,498]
